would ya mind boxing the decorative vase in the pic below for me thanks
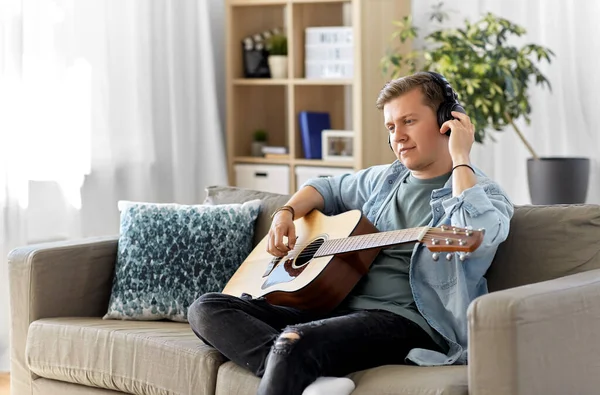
[251,141,266,157]
[527,157,590,205]
[268,55,288,79]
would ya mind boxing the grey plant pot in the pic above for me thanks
[251,141,266,157]
[527,157,590,205]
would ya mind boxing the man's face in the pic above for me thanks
[384,87,448,173]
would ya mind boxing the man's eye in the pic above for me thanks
[404,119,414,125]
[388,126,395,131]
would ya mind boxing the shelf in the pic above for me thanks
[293,159,353,167]
[231,85,288,157]
[230,0,349,4]
[291,1,346,79]
[234,157,354,168]
[292,0,351,3]
[230,0,287,6]
[232,78,353,86]
[293,78,353,85]
[234,156,291,165]
[226,0,411,191]
[233,79,290,86]
[229,3,286,79]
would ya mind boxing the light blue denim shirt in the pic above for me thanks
[301,160,514,366]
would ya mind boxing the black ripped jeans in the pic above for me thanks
[188,293,442,395]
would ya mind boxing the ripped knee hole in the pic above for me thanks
[274,330,301,350]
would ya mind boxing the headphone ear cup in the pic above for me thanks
[452,103,466,115]
[439,103,466,137]
[437,103,452,136]
[428,71,466,137]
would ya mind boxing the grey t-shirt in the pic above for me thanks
[340,171,451,352]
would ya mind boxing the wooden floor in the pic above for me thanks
[0,373,9,395]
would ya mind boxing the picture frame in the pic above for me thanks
[321,130,354,162]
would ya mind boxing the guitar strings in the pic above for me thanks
[269,234,476,261]
[268,232,475,250]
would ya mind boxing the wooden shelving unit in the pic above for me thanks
[226,0,411,193]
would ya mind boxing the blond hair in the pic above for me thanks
[375,72,444,112]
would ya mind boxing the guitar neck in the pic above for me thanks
[314,227,429,257]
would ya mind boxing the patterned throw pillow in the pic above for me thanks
[103,199,261,322]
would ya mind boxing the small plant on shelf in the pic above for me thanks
[252,129,268,157]
[253,129,268,142]
[266,34,288,79]
[267,34,288,56]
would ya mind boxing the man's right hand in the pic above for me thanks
[267,210,296,257]
[264,185,325,257]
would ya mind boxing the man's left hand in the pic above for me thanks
[440,111,475,164]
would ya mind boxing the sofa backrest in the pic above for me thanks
[204,186,291,247]
[486,204,600,292]
[204,186,600,292]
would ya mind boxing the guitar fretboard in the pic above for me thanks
[314,227,429,257]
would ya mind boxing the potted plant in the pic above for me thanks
[252,129,268,157]
[381,6,590,205]
[266,34,288,79]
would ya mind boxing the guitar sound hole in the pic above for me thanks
[292,237,325,268]
[261,237,327,290]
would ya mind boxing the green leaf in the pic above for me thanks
[493,101,501,114]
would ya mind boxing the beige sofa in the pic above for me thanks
[8,186,600,395]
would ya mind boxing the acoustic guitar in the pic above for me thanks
[222,209,484,313]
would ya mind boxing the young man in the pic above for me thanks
[188,72,514,395]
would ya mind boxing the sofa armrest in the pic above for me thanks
[8,236,119,395]
[468,268,600,395]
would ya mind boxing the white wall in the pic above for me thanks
[0,0,227,373]
[208,0,226,135]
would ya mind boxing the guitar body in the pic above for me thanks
[222,209,381,313]
[222,209,484,314]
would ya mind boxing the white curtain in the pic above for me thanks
[0,0,227,371]
[412,0,600,205]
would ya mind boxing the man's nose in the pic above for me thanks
[390,131,407,143]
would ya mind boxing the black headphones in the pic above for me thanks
[388,71,466,150]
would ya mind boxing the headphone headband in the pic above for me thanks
[426,71,459,104]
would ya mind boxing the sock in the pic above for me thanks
[302,377,356,395]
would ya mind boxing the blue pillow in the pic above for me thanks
[103,199,261,322]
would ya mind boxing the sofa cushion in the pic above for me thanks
[33,378,131,394]
[215,361,467,395]
[204,185,292,247]
[26,317,225,395]
[104,199,261,322]
[487,204,600,292]
[348,365,467,395]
